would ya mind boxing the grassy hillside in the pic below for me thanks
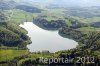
[0,49,28,62]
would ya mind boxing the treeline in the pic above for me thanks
[16,5,41,13]
[65,16,88,28]
[90,22,100,28]
[59,26,100,49]
[59,26,85,41]
[33,17,88,30]
[0,11,10,23]
[57,26,100,65]
[0,22,31,48]
[33,18,67,30]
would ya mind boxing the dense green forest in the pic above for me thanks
[33,18,67,30]
[0,0,100,66]
[0,22,31,47]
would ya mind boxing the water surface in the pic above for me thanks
[20,22,78,52]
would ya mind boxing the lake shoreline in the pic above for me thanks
[20,22,78,53]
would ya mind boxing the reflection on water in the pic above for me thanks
[20,22,78,53]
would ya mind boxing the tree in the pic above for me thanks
[0,0,16,23]
[0,12,10,23]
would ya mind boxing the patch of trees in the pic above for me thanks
[20,59,40,66]
[57,27,100,65]
[59,26,86,41]
[33,18,67,30]
[0,12,9,23]
[0,23,31,47]
[59,26,100,53]
[16,5,41,13]
[59,26,100,49]
[70,22,88,29]
[65,16,88,29]
[90,22,100,28]
[0,0,16,23]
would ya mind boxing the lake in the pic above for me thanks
[20,22,78,53]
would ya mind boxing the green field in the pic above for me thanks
[0,49,28,62]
